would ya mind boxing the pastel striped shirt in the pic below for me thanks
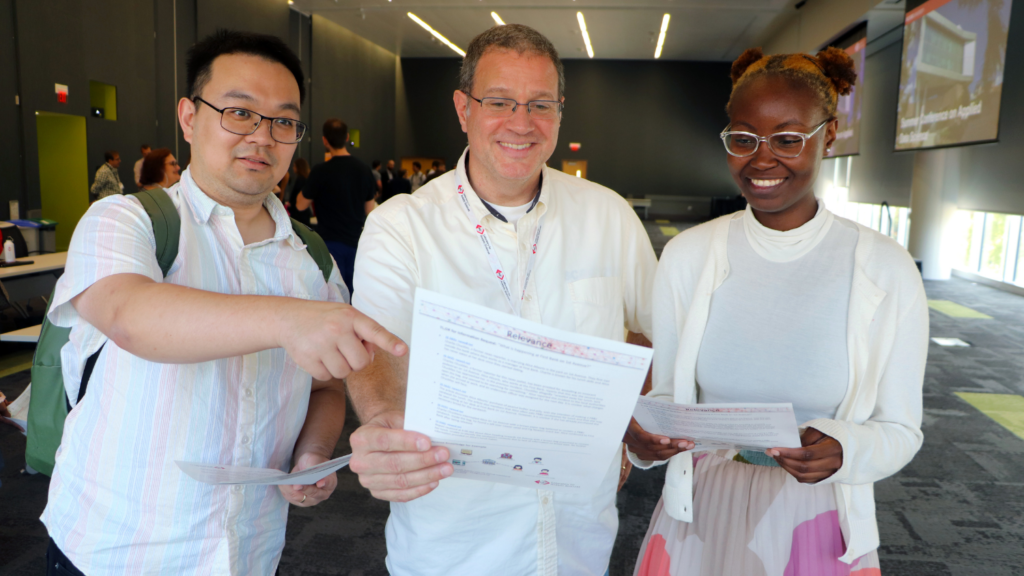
[41,168,349,575]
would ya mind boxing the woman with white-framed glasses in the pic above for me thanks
[624,47,929,575]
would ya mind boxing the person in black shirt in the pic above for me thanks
[381,168,412,203]
[287,157,312,226]
[296,118,376,291]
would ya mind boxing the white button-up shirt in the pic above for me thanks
[41,169,348,575]
[353,149,656,576]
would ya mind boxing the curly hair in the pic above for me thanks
[726,46,857,118]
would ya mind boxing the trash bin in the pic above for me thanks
[6,219,41,255]
[28,219,57,253]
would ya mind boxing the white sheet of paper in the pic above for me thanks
[632,396,802,452]
[175,455,351,485]
[403,288,653,494]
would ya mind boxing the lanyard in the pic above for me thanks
[455,170,544,317]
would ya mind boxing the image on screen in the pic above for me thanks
[826,23,867,158]
[895,0,1014,150]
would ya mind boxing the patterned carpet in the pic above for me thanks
[2,277,1024,575]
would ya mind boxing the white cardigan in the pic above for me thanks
[631,210,929,563]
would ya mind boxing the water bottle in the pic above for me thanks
[3,238,15,263]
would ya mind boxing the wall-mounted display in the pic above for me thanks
[826,22,867,158]
[895,0,1014,150]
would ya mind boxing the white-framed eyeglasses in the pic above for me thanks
[720,119,831,159]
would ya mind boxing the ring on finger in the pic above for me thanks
[301,494,307,504]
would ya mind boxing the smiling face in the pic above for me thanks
[726,75,836,217]
[178,53,300,207]
[455,49,562,191]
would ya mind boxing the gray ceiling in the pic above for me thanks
[289,0,906,62]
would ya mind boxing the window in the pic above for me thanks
[946,209,1024,286]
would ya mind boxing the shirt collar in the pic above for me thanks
[457,147,547,224]
[179,167,304,250]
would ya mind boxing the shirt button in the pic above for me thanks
[233,485,243,492]
[525,295,533,302]
[542,497,549,505]
[241,436,250,445]
[244,388,253,398]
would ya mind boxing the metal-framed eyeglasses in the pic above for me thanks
[720,119,831,159]
[193,97,308,144]
[463,92,563,120]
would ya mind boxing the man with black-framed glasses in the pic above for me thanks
[346,23,657,576]
[40,30,405,576]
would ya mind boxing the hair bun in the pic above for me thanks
[731,48,765,84]
[816,46,857,96]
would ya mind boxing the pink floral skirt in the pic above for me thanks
[634,451,881,576]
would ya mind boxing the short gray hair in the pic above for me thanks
[459,24,565,100]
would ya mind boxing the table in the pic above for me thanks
[0,324,41,343]
[0,252,67,305]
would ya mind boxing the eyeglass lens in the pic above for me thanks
[478,98,560,119]
[723,133,805,158]
[220,108,306,143]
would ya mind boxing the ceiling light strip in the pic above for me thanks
[407,12,466,57]
[577,12,594,58]
[654,13,670,59]
[491,12,505,26]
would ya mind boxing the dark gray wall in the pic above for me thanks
[197,0,288,42]
[397,58,736,198]
[958,0,1024,215]
[0,0,24,217]
[310,15,397,167]
[848,37,915,206]
[13,0,160,212]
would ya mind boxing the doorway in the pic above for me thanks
[561,159,587,179]
[36,112,89,251]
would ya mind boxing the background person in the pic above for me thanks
[370,159,383,198]
[41,30,405,576]
[625,47,928,576]
[90,150,123,201]
[134,144,151,189]
[137,147,181,191]
[295,118,377,292]
[345,24,656,576]
[409,161,426,191]
[288,157,312,226]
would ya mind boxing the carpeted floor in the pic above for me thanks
[3,276,1024,575]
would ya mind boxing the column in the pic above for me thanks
[908,148,960,280]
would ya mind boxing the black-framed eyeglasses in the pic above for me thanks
[463,92,563,119]
[193,97,308,144]
[720,119,831,159]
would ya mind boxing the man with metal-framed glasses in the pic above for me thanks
[345,23,657,576]
[40,30,405,576]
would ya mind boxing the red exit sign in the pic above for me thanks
[55,83,68,104]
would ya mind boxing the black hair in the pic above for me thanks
[187,29,305,103]
[413,161,421,169]
[104,150,118,162]
[431,160,440,168]
[372,160,381,169]
[322,118,349,149]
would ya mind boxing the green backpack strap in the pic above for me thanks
[133,188,180,276]
[290,218,334,284]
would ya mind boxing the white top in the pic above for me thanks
[41,169,349,576]
[631,206,928,563]
[488,199,535,229]
[696,206,857,425]
[134,156,144,185]
[353,148,657,576]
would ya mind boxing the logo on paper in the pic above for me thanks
[532,243,537,254]
[457,185,465,195]
[534,480,550,485]
[476,225,485,234]
[496,270,504,280]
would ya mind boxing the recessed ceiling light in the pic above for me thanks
[408,13,466,57]
[577,12,594,58]
[491,12,505,26]
[654,14,670,59]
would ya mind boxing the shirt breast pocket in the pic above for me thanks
[568,276,624,340]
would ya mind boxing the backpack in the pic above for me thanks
[25,187,333,476]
